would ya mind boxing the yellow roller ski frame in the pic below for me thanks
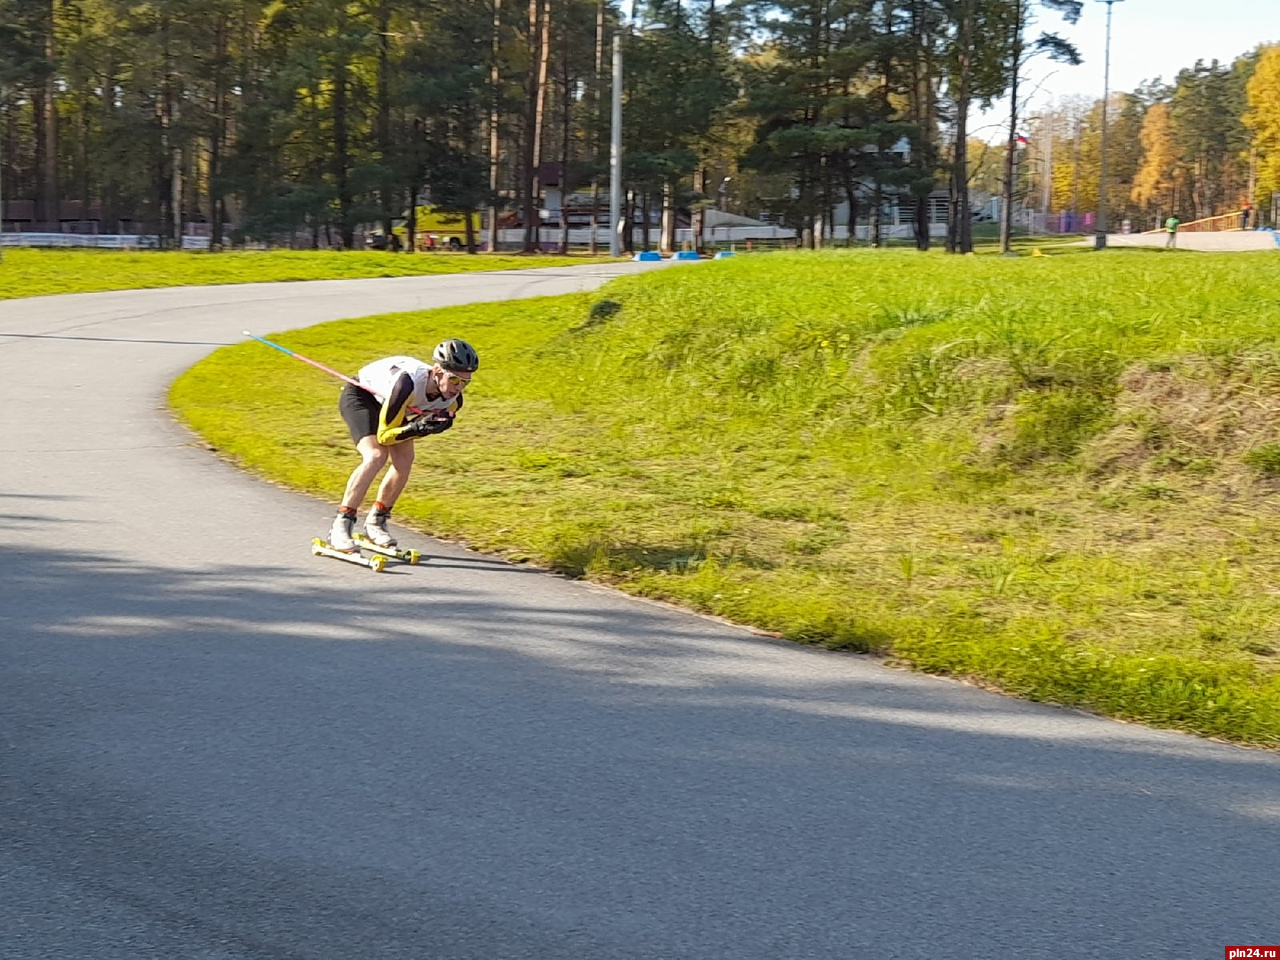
[353,533,422,565]
[311,538,387,572]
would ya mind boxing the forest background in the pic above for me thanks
[1,0,1278,255]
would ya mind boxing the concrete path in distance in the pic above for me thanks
[2,263,1278,960]
[1100,230,1280,251]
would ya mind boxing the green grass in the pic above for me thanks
[172,247,1280,748]
[0,248,616,300]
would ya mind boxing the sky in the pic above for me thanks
[976,0,1279,136]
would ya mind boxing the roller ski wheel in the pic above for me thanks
[353,532,421,565]
[311,538,387,572]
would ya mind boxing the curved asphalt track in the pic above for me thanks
[2,263,1278,960]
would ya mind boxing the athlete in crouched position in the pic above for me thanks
[328,338,479,552]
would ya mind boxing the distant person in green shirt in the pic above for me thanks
[1164,215,1181,248]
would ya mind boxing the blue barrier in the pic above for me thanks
[713,251,734,259]
[674,250,701,261]
[633,251,662,261]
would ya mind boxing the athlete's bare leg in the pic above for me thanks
[373,437,416,509]
[339,435,391,509]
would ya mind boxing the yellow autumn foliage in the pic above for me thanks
[1245,45,1280,205]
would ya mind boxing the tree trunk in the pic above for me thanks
[842,165,860,244]
[588,0,604,255]
[1068,116,1080,227]
[534,0,551,242]
[488,0,502,253]
[519,0,537,251]
[692,168,707,252]
[522,0,551,252]
[914,194,929,249]
[910,0,933,251]
[172,138,183,246]
[660,178,675,254]
[870,180,883,248]
[34,0,58,225]
[948,0,974,254]
[376,0,394,244]
[999,1,1024,255]
[159,14,176,248]
[465,209,477,253]
[210,14,228,250]
[407,184,418,253]
[334,51,353,249]
[560,43,572,254]
[101,55,118,225]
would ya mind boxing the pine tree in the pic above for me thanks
[1244,44,1280,221]
[1131,101,1179,224]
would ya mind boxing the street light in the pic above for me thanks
[608,32,623,257]
[1094,0,1124,251]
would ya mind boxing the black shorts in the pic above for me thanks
[339,382,380,443]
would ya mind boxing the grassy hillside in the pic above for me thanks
[172,248,1280,746]
[0,248,613,300]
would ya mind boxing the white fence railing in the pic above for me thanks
[497,222,945,247]
[0,232,211,250]
[494,225,799,247]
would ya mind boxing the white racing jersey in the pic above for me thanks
[356,355,456,413]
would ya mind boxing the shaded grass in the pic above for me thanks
[0,248,616,300]
[172,248,1280,747]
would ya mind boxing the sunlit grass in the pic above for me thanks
[0,247,617,300]
[172,248,1280,747]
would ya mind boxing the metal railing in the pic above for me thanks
[1179,212,1247,233]
[1142,211,1247,235]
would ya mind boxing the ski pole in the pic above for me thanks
[242,331,370,393]
[242,331,429,416]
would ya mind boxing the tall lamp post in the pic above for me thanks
[608,32,623,258]
[1094,0,1124,251]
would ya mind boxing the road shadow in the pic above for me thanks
[4,541,1279,959]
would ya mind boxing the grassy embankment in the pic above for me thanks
[172,248,1280,747]
[0,247,613,300]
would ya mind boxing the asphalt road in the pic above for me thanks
[2,263,1278,960]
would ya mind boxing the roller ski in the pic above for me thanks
[311,537,387,572]
[311,511,387,572]
[352,532,421,565]
[353,507,421,565]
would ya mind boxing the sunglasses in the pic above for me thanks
[439,369,472,386]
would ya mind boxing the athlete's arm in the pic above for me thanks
[375,372,424,444]
[375,372,458,443]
